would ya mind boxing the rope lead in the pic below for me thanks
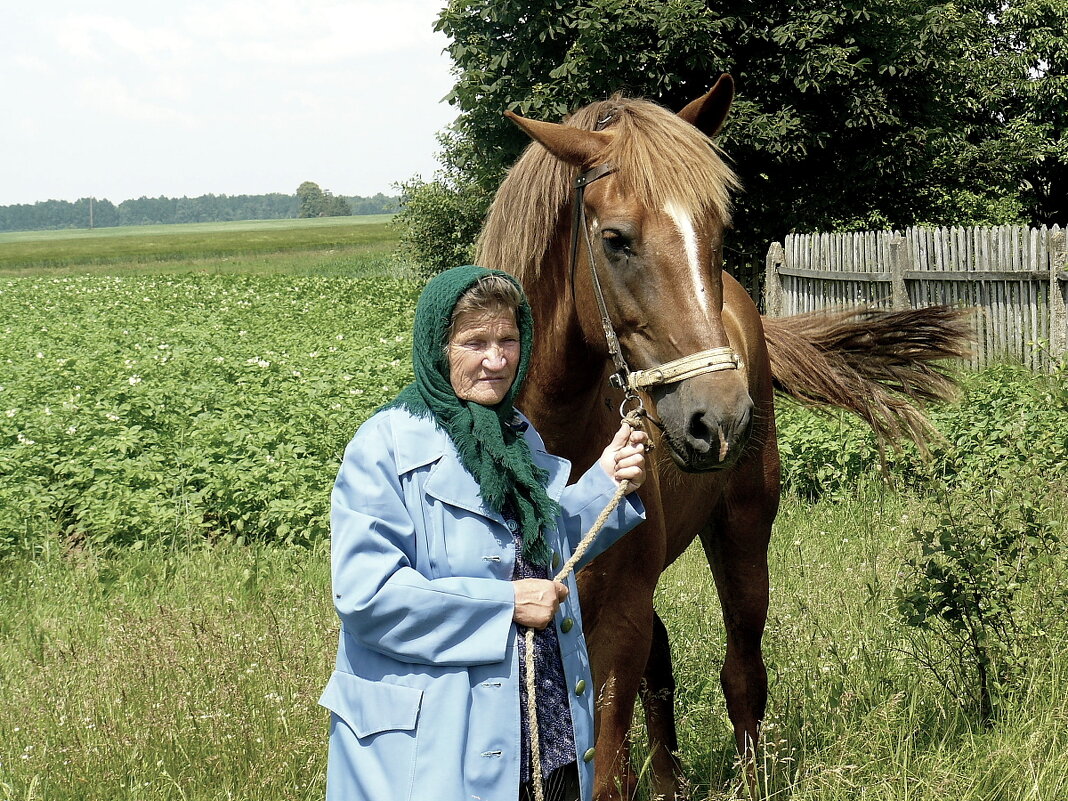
[525,409,645,801]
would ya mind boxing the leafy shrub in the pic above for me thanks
[773,399,881,499]
[916,362,1068,487]
[393,176,489,278]
[895,477,1065,721]
[775,361,1068,497]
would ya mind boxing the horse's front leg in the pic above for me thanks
[699,452,777,783]
[580,540,661,800]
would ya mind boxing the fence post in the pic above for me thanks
[889,236,910,310]
[765,241,785,317]
[1051,229,1067,365]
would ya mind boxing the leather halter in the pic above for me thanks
[569,164,741,402]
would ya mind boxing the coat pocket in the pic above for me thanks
[319,670,423,738]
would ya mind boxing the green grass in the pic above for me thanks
[0,540,335,801]
[2,487,1065,801]
[0,215,398,273]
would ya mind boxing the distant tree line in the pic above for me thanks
[0,185,399,233]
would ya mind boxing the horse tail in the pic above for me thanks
[761,305,973,454]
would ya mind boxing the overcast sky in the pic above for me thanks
[0,1,458,206]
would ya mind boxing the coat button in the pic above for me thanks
[561,617,574,633]
[575,679,587,696]
[583,747,596,763]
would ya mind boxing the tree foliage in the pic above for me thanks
[296,181,352,219]
[399,0,1067,268]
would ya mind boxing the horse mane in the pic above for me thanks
[475,95,740,283]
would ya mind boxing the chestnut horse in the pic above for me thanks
[476,75,969,800]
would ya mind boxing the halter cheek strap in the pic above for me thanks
[570,165,741,398]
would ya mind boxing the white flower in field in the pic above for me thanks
[16,433,35,445]
[342,374,353,381]
[239,330,248,336]
[331,403,341,410]
[66,426,77,435]
[43,407,51,415]
[257,359,270,368]
[106,413,120,421]
[394,335,404,343]
[354,389,364,395]
[336,334,344,341]
[5,409,17,417]
[214,356,224,363]
[309,351,319,358]
[128,375,142,385]
[158,344,170,350]
[36,352,44,359]
[292,370,302,378]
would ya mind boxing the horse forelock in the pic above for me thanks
[475,95,739,286]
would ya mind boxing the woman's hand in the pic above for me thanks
[598,422,647,493]
[513,578,569,629]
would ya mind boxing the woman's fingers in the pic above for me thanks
[598,423,649,490]
[513,578,568,629]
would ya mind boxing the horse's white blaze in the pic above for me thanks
[664,201,709,308]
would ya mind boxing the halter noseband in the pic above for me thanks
[570,164,741,402]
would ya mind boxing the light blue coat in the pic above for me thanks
[320,406,645,801]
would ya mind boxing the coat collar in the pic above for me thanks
[386,407,571,523]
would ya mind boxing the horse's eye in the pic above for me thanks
[602,229,632,258]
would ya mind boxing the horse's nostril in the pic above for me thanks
[688,411,711,444]
[687,412,723,457]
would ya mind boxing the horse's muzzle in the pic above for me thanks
[656,387,754,473]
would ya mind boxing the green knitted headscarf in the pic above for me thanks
[385,265,559,566]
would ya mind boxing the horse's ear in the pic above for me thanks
[677,73,734,137]
[505,110,612,168]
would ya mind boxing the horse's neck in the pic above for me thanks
[520,268,612,468]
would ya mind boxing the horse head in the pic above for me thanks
[503,75,755,473]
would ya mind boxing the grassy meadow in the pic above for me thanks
[0,215,397,274]
[1,219,1067,800]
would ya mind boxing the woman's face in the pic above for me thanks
[447,305,521,406]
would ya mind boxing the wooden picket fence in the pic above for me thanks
[763,225,1068,370]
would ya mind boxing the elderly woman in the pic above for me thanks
[319,265,647,801]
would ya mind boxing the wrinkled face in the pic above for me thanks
[447,306,521,406]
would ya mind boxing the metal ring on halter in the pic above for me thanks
[619,391,645,421]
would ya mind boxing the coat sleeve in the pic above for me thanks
[330,417,516,667]
[556,460,646,573]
